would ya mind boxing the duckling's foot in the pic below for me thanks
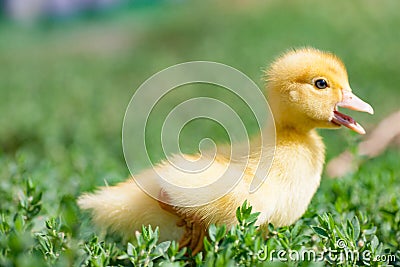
[158,190,206,254]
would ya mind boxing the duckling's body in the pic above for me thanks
[78,48,373,251]
[78,128,323,241]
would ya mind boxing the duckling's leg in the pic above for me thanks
[158,190,206,254]
[186,215,206,254]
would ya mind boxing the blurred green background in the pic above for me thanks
[2,0,399,172]
[1,0,399,265]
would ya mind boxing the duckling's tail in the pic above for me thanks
[78,179,183,241]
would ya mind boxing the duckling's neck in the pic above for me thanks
[274,124,325,159]
[275,124,323,141]
[258,122,325,174]
[274,117,315,135]
[257,119,326,179]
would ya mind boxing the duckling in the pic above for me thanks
[78,48,373,253]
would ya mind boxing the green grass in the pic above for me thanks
[1,0,399,266]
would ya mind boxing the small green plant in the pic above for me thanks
[118,226,173,266]
[81,236,119,267]
[200,201,264,266]
[310,213,385,266]
[35,217,68,264]
[18,178,43,222]
[0,178,46,266]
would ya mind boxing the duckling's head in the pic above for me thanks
[266,47,373,134]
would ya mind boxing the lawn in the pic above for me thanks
[0,0,399,266]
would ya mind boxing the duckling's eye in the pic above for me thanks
[315,79,328,89]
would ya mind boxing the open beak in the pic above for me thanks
[331,90,374,134]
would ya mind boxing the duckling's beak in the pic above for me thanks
[332,90,374,135]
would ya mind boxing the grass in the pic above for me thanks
[0,0,399,266]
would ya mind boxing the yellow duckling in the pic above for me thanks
[78,48,373,253]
